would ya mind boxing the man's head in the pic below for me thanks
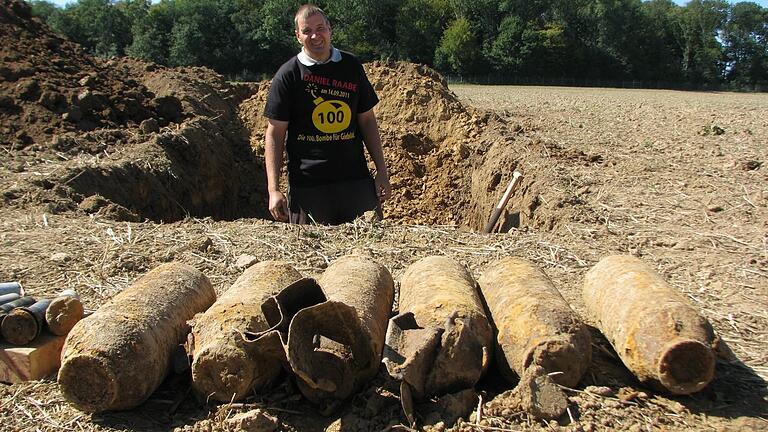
[295,4,332,62]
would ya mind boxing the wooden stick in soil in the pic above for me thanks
[483,171,522,233]
[58,262,216,413]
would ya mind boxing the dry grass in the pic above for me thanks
[1,85,767,431]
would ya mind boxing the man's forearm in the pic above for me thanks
[265,121,288,192]
[358,111,388,176]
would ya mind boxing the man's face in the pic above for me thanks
[295,13,332,60]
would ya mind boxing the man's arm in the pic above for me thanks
[358,109,391,203]
[265,118,290,222]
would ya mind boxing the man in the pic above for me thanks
[264,4,391,225]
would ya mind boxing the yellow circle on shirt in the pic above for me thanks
[312,100,352,134]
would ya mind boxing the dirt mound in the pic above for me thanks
[0,0,265,222]
[3,0,580,230]
[0,0,167,148]
[241,60,578,229]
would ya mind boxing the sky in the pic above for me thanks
[45,0,768,7]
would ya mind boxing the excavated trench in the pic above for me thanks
[56,62,558,231]
[1,1,559,230]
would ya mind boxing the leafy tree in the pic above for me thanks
[29,0,60,21]
[637,0,685,82]
[323,0,403,60]
[722,2,768,86]
[672,0,729,84]
[435,17,484,75]
[395,0,450,65]
[48,0,132,57]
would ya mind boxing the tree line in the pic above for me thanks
[30,0,768,89]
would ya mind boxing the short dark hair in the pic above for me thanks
[294,4,330,30]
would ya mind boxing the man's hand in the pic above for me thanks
[269,190,289,222]
[375,171,391,203]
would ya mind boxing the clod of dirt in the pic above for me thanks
[224,409,279,432]
[737,159,761,171]
[516,366,569,420]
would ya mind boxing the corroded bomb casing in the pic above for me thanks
[46,289,85,336]
[58,262,215,412]
[190,261,302,402]
[385,256,492,399]
[478,258,591,387]
[0,293,21,306]
[1,298,53,345]
[0,282,23,296]
[287,254,394,406]
[583,255,717,395]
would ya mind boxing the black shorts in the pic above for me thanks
[288,177,382,225]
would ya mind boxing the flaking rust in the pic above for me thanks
[58,262,215,412]
[190,261,302,402]
[583,255,717,395]
[384,256,492,400]
[286,254,394,408]
[478,257,591,387]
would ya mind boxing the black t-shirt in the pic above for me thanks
[264,51,379,187]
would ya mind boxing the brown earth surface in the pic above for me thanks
[1,0,767,430]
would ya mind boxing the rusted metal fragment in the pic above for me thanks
[583,255,716,395]
[478,257,591,387]
[1,298,52,345]
[242,277,327,365]
[190,261,302,402]
[287,254,394,408]
[58,262,215,412]
[384,256,492,400]
[45,289,84,336]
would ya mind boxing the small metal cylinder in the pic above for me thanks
[583,255,716,394]
[0,282,23,296]
[0,293,21,306]
[0,296,36,315]
[2,299,53,345]
[46,290,85,336]
[478,257,591,387]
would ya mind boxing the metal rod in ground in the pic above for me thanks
[0,293,21,306]
[582,255,716,395]
[384,256,492,400]
[1,299,53,345]
[45,289,84,336]
[287,254,394,409]
[483,171,522,233]
[190,261,302,402]
[0,282,23,297]
[57,262,216,413]
[478,257,591,387]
